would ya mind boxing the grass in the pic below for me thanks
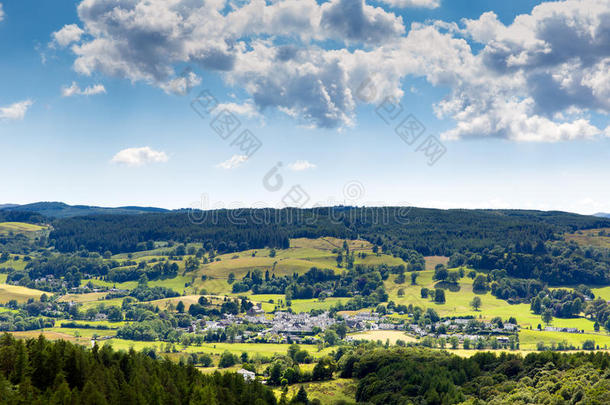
[0,222,46,235]
[190,237,404,295]
[348,330,417,344]
[0,259,27,271]
[0,283,45,303]
[565,228,610,249]
[289,298,346,313]
[48,327,117,339]
[81,275,194,294]
[290,237,372,251]
[79,297,125,310]
[58,292,109,303]
[6,330,92,346]
[275,378,357,404]
[592,286,610,301]
[424,256,450,271]
[56,319,128,328]
[99,339,334,358]
[519,329,610,350]
[385,269,600,332]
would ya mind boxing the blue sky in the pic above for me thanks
[0,0,609,214]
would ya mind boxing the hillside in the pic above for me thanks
[0,201,169,219]
[48,206,610,255]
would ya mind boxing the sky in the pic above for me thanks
[0,0,609,214]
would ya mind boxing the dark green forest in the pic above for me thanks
[0,333,277,405]
[46,207,609,256]
[338,346,610,404]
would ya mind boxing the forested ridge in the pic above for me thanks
[45,207,610,255]
[0,333,277,405]
[339,346,610,404]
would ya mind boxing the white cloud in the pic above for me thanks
[61,82,106,97]
[54,0,404,129]
[216,154,248,170]
[379,0,441,9]
[320,0,405,45]
[288,160,317,171]
[159,71,202,95]
[0,100,33,121]
[53,0,609,140]
[0,4,4,22]
[428,0,610,141]
[215,101,261,119]
[52,24,84,47]
[111,147,168,167]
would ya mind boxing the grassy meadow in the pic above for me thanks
[0,283,45,303]
[4,236,610,371]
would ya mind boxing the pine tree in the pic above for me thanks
[293,385,308,404]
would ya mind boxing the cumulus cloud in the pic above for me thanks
[0,4,4,22]
[53,0,609,140]
[320,0,405,45]
[159,71,201,95]
[215,101,261,119]
[0,100,33,121]
[432,0,610,141]
[379,0,441,9]
[61,82,106,97]
[52,24,84,47]
[53,0,404,129]
[216,154,248,170]
[111,147,168,167]
[288,160,317,171]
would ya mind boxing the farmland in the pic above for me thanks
[2,215,610,404]
[0,283,45,303]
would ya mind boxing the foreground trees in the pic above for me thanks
[0,333,276,405]
[339,345,610,404]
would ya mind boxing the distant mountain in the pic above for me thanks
[0,201,169,218]
[594,213,610,218]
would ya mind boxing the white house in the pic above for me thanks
[237,368,255,381]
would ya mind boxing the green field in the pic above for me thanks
[565,227,610,249]
[592,285,610,301]
[0,222,46,235]
[0,283,45,303]
[0,258,27,271]
[99,339,334,359]
[81,275,194,294]
[48,327,117,339]
[384,268,600,332]
[275,378,357,404]
[189,238,404,295]
[4,236,609,364]
[519,329,610,350]
[348,330,417,344]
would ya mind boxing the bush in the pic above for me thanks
[219,350,238,368]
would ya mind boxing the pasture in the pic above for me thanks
[0,283,45,303]
[384,268,599,332]
[348,330,417,344]
[519,329,610,350]
[565,228,610,249]
[190,237,403,295]
[275,378,357,404]
[0,222,46,235]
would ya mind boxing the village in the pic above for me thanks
[188,304,522,345]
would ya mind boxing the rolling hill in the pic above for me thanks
[0,201,169,218]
